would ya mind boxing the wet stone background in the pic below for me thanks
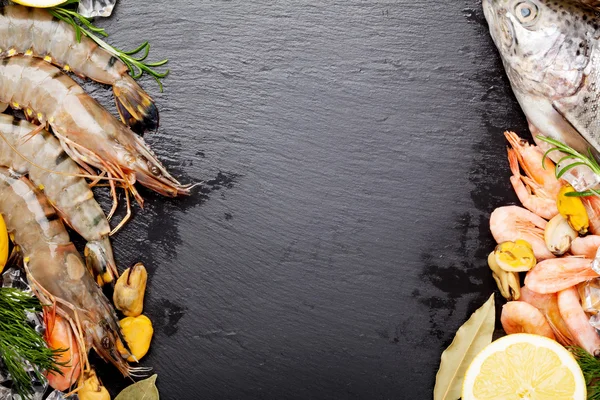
[1,0,530,398]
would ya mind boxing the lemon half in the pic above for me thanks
[462,333,586,399]
[10,0,66,7]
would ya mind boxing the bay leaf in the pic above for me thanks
[433,294,495,400]
[115,374,159,400]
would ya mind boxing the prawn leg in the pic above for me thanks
[507,148,559,219]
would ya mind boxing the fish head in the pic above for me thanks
[483,0,592,99]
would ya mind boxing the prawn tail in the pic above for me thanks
[113,75,159,134]
[507,147,520,176]
[85,238,119,287]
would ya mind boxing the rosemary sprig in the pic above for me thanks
[0,288,63,399]
[571,346,600,399]
[538,135,600,197]
[49,1,169,90]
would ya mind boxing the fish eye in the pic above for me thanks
[102,336,111,349]
[514,1,539,25]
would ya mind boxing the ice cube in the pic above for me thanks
[0,386,10,400]
[579,278,600,314]
[592,247,600,275]
[556,160,600,192]
[46,390,78,400]
[2,268,29,291]
[77,0,116,18]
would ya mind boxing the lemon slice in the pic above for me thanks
[462,333,586,399]
[10,0,66,7]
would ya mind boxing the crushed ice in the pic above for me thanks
[77,0,116,18]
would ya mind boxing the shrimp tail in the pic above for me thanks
[84,238,119,286]
[507,147,520,177]
[113,74,159,134]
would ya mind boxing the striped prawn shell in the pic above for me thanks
[0,4,159,133]
[0,5,126,84]
[0,114,110,241]
[0,167,130,376]
[0,56,187,200]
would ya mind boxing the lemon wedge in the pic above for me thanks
[462,333,586,399]
[10,0,66,7]
[0,214,8,274]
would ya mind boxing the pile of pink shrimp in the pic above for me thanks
[492,131,600,356]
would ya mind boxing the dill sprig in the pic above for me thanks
[49,0,169,90]
[538,135,600,197]
[571,346,600,399]
[0,288,63,399]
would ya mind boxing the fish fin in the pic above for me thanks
[113,74,159,134]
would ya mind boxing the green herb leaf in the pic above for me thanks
[537,135,600,197]
[0,288,63,399]
[115,374,160,400]
[557,161,590,179]
[48,4,169,90]
[570,346,600,399]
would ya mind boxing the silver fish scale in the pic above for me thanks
[555,40,600,152]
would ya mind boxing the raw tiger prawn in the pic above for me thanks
[0,114,118,284]
[0,167,150,384]
[0,4,159,134]
[0,56,191,219]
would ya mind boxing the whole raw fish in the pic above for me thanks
[483,0,600,164]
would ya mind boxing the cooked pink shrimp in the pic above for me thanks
[571,235,600,258]
[519,286,574,346]
[583,196,600,235]
[490,206,554,260]
[507,147,559,220]
[558,287,600,356]
[525,257,598,294]
[501,301,556,340]
[505,131,563,198]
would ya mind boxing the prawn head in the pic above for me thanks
[44,312,82,392]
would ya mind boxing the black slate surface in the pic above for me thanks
[37,0,530,398]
